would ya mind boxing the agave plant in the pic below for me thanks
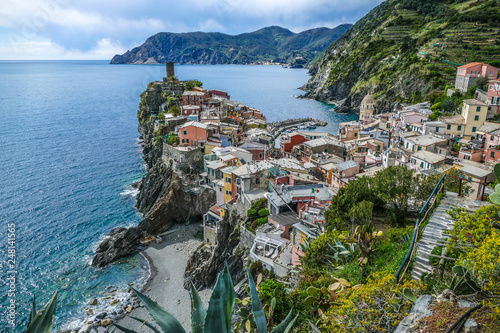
[114,263,297,333]
[489,164,500,205]
[25,291,58,333]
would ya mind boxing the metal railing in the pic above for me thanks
[395,174,446,284]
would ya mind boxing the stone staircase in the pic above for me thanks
[411,192,489,280]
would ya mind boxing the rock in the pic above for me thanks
[394,295,435,333]
[458,300,479,309]
[101,318,113,327]
[109,299,119,305]
[464,318,478,333]
[126,305,133,313]
[95,312,107,320]
[89,299,98,306]
[78,325,91,333]
[92,227,141,267]
[96,327,108,333]
[86,309,94,315]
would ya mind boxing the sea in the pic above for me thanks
[0,61,357,331]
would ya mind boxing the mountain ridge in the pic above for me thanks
[110,24,352,67]
[303,0,500,113]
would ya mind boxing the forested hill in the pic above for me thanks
[303,0,500,113]
[110,25,352,68]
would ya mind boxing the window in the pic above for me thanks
[436,127,439,132]
[474,115,479,121]
[491,136,494,141]
[225,190,232,195]
[256,178,260,184]
[491,152,495,158]
[225,177,231,183]
[476,106,481,112]
[458,125,462,131]
[420,162,424,168]
[183,130,187,135]
[447,124,451,130]
[472,127,477,132]
[259,153,263,159]
[417,146,422,151]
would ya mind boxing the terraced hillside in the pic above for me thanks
[303,0,500,113]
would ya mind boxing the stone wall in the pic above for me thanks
[239,222,256,250]
[162,143,204,169]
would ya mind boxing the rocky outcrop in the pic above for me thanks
[92,159,215,267]
[184,209,244,290]
[394,295,434,333]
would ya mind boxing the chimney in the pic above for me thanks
[166,61,175,78]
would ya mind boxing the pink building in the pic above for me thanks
[455,62,499,93]
[487,79,500,113]
[327,160,360,188]
[209,89,230,99]
[183,91,206,106]
[181,105,201,121]
[178,121,209,146]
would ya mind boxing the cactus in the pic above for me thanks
[303,278,361,312]
[488,164,500,204]
[115,263,298,333]
[402,288,417,302]
[448,265,480,295]
[25,292,58,333]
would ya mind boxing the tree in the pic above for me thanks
[372,166,416,226]
[349,200,374,230]
[184,80,203,91]
[168,105,180,117]
[167,75,179,84]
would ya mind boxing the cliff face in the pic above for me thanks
[110,25,352,68]
[184,209,244,290]
[92,83,215,267]
[303,0,500,113]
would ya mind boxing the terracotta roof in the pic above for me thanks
[458,62,484,68]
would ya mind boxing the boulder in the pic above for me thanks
[101,318,113,327]
[464,318,478,333]
[394,295,435,333]
[89,299,98,306]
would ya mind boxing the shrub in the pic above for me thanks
[259,279,290,320]
[247,209,257,218]
[322,271,423,332]
[249,260,263,279]
[258,208,269,216]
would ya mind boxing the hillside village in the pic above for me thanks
[141,61,500,283]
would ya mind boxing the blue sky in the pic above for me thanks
[0,0,383,60]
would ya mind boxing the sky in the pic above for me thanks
[0,0,384,60]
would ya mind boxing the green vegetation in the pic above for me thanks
[184,80,203,91]
[25,292,58,333]
[168,105,180,117]
[111,25,352,67]
[312,0,500,108]
[246,199,269,231]
[166,133,179,146]
[112,264,297,332]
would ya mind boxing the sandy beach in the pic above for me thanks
[116,223,211,332]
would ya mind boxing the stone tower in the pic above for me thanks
[166,61,175,78]
[360,94,375,118]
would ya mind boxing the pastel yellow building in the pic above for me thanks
[461,99,488,139]
[221,166,237,203]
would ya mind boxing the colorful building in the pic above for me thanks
[455,62,499,93]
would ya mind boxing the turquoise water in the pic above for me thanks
[0,61,357,331]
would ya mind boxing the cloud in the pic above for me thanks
[0,0,384,60]
[0,37,126,60]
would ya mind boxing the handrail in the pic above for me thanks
[395,174,446,284]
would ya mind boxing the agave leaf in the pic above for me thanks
[271,297,277,311]
[282,314,299,333]
[113,323,141,333]
[131,287,186,333]
[128,316,161,333]
[205,273,228,333]
[270,309,295,333]
[26,291,58,333]
[308,320,321,333]
[190,283,207,333]
[247,268,268,333]
[222,262,236,331]
[28,295,36,326]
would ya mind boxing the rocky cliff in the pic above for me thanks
[303,0,500,113]
[92,83,215,267]
[184,208,245,291]
[110,25,352,68]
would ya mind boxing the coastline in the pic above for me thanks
[115,222,212,331]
